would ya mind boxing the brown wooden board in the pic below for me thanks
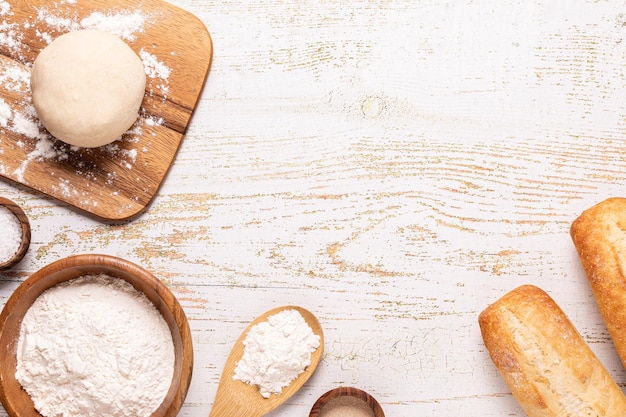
[0,0,212,220]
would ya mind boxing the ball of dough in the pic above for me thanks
[31,29,146,148]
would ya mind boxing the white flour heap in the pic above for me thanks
[0,1,10,16]
[233,309,320,398]
[0,204,22,263]
[16,274,175,417]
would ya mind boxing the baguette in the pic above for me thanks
[479,285,626,417]
[570,197,626,368]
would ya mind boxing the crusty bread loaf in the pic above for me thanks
[479,285,626,417]
[570,197,626,369]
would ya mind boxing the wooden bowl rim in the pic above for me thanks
[0,197,31,270]
[0,254,193,417]
[309,386,385,417]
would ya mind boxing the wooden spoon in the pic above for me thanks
[209,305,324,417]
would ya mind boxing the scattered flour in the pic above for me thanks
[0,98,11,127]
[0,64,30,91]
[34,8,150,42]
[140,50,171,80]
[12,111,45,140]
[140,50,171,96]
[0,21,24,57]
[81,11,147,41]
[233,309,321,398]
[16,274,175,417]
[36,8,80,33]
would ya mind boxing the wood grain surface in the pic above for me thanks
[2,0,626,416]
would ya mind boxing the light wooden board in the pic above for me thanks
[0,0,212,221]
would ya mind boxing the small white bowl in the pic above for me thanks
[0,197,30,270]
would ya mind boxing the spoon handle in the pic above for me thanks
[208,306,323,417]
[209,396,261,417]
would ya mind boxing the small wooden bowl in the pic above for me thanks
[0,254,193,417]
[309,387,385,417]
[0,197,31,270]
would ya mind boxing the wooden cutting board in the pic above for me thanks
[0,0,212,221]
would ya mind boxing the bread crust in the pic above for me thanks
[570,197,626,368]
[479,285,626,417]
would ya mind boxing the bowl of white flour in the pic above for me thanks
[0,254,193,417]
[0,197,30,270]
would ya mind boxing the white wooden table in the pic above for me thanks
[2,1,626,416]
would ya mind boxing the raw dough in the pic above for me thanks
[31,29,146,148]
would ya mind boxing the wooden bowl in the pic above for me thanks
[309,387,385,417]
[0,197,31,270]
[0,254,193,417]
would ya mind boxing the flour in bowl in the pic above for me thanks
[0,204,22,263]
[15,274,175,417]
[233,309,320,398]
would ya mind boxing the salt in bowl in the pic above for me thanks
[0,197,31,270]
